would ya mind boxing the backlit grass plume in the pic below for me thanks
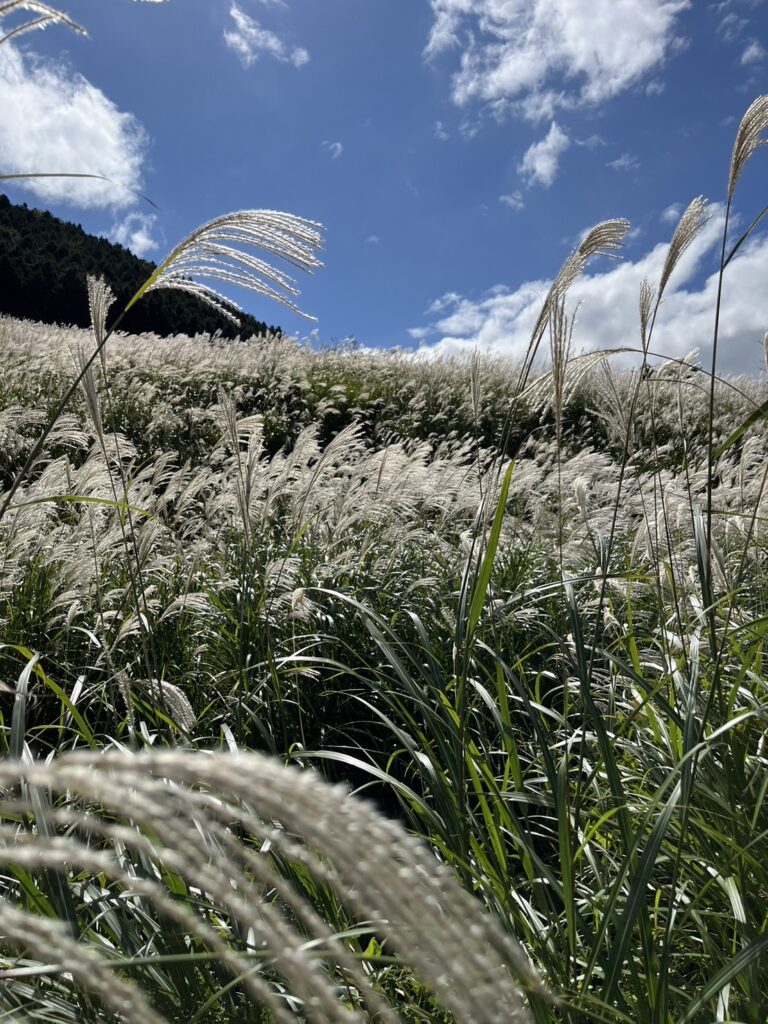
[516,218,629,394]
[0,1,85,45]
[0,749,541,1023]
[126,209,326,324]
[0,0,168,45]
[728,95,768,200]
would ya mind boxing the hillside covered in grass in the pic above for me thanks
[1,311,767,1021]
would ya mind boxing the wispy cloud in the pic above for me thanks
[224,3,309,69]
[365,234,380,245]
[608,153,640,173]
[425,0,690,120]
[518,122,570,187]
[410,211,768,374]
[660,202,683,224]
[717,11,748,43]
[741,40,765,64]
[110,212,159,258]
[499,191,524,211]
[321,140,344,159]
[0,43,147,209]
[434,120,450,141]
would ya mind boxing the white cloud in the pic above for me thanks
[645,78,666,96]
[411,211,768,374]
[110,212,159,258]
[425,0,690,120]
[741,40,765,64]
[224,3,309,69]
[519,122,570,187]
[408,326,432,341]
[608,152,640,172]
[718,11,748,43]
[0,43,147,209]
[321,140,344,159]
[661,202,683,224]
[499,190,525,210]
[434,120,450,140]
[365,234,380,245]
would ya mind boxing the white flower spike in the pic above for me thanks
[128,209,325,325]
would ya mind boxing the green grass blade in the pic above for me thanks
[467,460,515,638]
[714,394,768,460]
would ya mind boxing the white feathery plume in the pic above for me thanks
[639,278,656,354]
[658,196,709,300]
[0,904,166,1024]
[0,1,85,44]
[128,210,325,324]
[86,274,116,371]
[518,219,629,392]
[0,749,542,1023]
[728,95,768,200]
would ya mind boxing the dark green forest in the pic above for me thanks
[0,194,277,338]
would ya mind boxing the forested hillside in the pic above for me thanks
[0,194,276,338]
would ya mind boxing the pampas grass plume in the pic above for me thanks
[728,95,768,200]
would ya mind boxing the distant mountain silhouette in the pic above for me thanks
[0,194,278,338]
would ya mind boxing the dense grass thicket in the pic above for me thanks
[2,9,768,1019]
[1,305,768,1021]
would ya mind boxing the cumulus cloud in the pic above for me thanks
[410,211,768,374]
[224,3,309,68]
[424,0,690,120]
[321,140,344,159]
[110,212,159,258]
[0,43,147,209]
[518,122,570,187]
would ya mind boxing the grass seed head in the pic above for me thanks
[658,195,709,299]
[0,1,86,44]
[728,95,768,200]
[132,209,325,324]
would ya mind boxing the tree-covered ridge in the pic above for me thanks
[0,194,277,339]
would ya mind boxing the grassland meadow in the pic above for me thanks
[1,3,768,1022]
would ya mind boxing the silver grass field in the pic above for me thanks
[2,5,768,1023]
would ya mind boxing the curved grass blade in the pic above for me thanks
[467,460,515,639]
[0,173,158,208]
[677,932,768,1024]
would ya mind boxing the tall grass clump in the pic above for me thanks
[2,3,768,1020]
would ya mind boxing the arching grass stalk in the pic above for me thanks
[0,0,85,44]
[0,747,545,1023]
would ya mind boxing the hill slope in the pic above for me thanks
[0,194,277,338]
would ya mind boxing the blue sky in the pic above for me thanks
[1,0,767,372]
